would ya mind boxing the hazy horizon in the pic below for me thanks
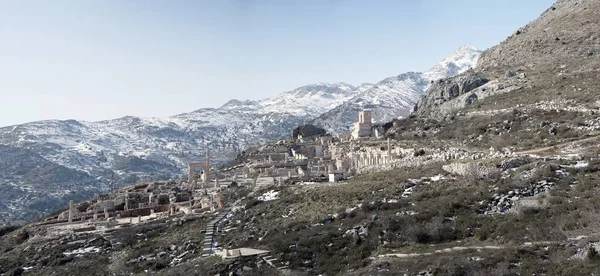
[0,0,553,127]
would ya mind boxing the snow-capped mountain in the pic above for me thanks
[0,82,358,223]
[258,83,359,116]
[0,82,359,183]
[0,45,481,224]
[312,45,482,133]
[424,45,482,81]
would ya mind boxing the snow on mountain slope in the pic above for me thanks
[220,82,360,116]
[424,45,482,81]
[0,47,480,224]
[312,45,482,134]
[0,82,360,222]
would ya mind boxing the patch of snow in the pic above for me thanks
[257,190,280,201]
[63,246,101,256]
[346,206,357,213]
[563,161,589,169]
[555,169,569,177]
[430,174,447,182]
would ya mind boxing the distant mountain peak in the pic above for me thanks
[456,45,478,52]
[292,82,356,94]
[424,45,482,82]
[311,46,482,134]
[220,99,259,109]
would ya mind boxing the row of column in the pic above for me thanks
[351,153,392,168]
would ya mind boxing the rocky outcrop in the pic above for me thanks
[412,0,600,119]
[414,73,489,117]
[292,124,327,139]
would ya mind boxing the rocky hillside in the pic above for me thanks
[312,45,481,133]
[0,145,101,225]
[415,0,600,118]
[477,0,600,70]
[6,1,600,275]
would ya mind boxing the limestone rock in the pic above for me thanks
[414,73,489,118]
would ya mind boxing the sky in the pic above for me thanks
[0,0,553,127]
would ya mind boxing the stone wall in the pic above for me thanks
[442,162,499,179]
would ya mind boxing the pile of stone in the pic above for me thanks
[343,224,369,238]
[484,180,554,213]
[126,240,198,266]
[577,117,600,131]
[500,157,531,170]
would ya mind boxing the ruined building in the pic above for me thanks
[351,110,373,139]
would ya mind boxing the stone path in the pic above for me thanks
[374,245,505,259]
[201,211,230,256]
[516,133,600,155]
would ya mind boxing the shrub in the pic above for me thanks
[587,247,600,261]
[245,199,263,209]
[414,149,426,157]
[6,267,24,276]
[0,225,21,238]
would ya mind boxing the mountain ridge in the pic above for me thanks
[311,46,482,134]
[0,45,481,224]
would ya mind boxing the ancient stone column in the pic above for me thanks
[137,215,141,223]
[68,200,74,223]
[188,164,194,183]
[125,192,129,211]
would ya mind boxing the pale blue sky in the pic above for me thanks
[0,0,552,127]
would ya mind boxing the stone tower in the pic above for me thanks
[351,110,373,139]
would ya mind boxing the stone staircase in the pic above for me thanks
[101,230,122,250]
[259,252,288,270]
[201,211,230,256]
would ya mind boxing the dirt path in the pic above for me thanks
[515,134,600,155]
[373,241,563,259]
